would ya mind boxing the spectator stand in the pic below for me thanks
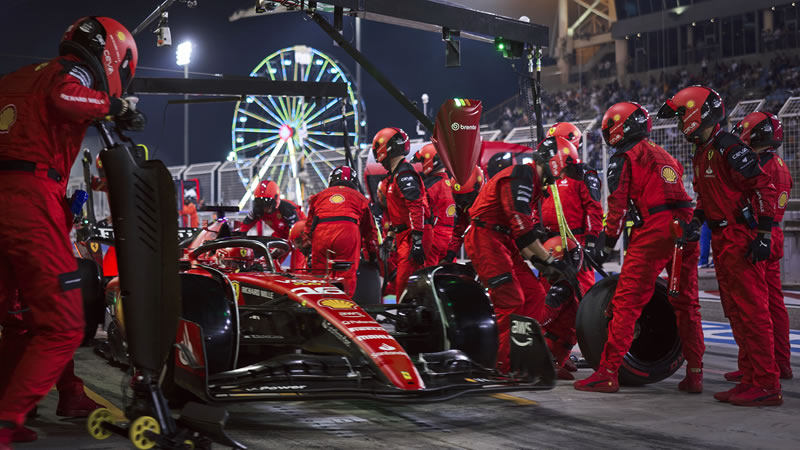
[480,129,502,142]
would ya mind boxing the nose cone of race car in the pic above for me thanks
[432,98,483,185]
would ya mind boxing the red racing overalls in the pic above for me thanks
[385,161,431,298]
[303,185,378,296]
[693,127,778,390]
[423,171,456,264]
[598,138,705,376]
[0,56,115,425]
[464,164,548,371]
[736,149,793,377]
[240,199,305,239]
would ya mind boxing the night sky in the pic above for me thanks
[0,1,525,167]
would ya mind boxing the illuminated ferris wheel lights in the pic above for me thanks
[227,151,236,162]
[360,120,367,126]
[328,68,338,74]
[314,59,323,65]
[278,124,294,142]
[245,96,254,103]
[236,136,244,144]
[269,68,278,74]
[239,116,247,123]
[283,59,292,66]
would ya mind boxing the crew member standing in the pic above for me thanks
[439,165,485,264]
[372,128,431,298]
[575,102,705,394]
[239,180,305,240]
[465,136,577,372]
[303,166,378,296]
[0,16,141,445]
[729,112,793,381]
[412,144,455,264]
[659,87,780,406]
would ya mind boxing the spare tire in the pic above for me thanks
[576,274,684,386]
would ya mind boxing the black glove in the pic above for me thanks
[439,250,457,265]
[746,232,771,263]
[591,231,616,265]
[116,109,146,132]
[410,230,426,266]
[682,218,702,242]
[534,255,578,285]
[379,235,394,262]
[582,235,597,271]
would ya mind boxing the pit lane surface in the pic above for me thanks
[18,323,800,450]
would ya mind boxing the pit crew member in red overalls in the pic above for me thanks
[486,151,514,179]
[465,137,578,372]
[0,16,140,445]
[375,177,399,296]
[303,166,378,296]
[288,219,309,271]
[439,165,485,264]
[575,102,705,394]
[239,180,305,240]
[412,144,455,264]
[726,112,793,381]
[659,87,780,406]
[541,122,603,295]
[372,128,431,298]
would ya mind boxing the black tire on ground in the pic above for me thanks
[77,258,104,344]
[575,274,684,386]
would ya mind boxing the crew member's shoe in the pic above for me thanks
[563,359,578,372]
[0,424,15,450]
[56,383,101,417]
[724,370,744,382]
[574,368,618,393]
[713,383,750,402]
[728,386,783,407]
[678,367,703,393]
[555,363,575,381]
[778,362,793,380]
[11,425,37,443]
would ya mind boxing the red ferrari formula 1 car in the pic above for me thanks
[162,234,556,404]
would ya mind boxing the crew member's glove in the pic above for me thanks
[582,235,597,271]
[439,250,457,265]
[379,234,395,262]
[113,96,147,132]
[591,231,616,265]
[533,254,578,285]
[746,216,773,263]
[410,230,426,265]
[682,218,702,242]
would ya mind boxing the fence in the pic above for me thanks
[218,158,256,208]
[778,97,800,199]
[183,162,221,205]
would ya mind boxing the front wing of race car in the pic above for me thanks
[174,317,554,403]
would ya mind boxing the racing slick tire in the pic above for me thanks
[575,274,684,386]
[352,259,381,305]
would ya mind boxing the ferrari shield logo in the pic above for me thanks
[231,281,240,301]
[240,248,248,257]
[90,242,100,253]
[661,166,678,184]
[708,149,714,160]
[401,371,412,380]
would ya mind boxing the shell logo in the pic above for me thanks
[117,31,127,41]
[562,148,571,155]
[661,166,678,184]
[613,114,621,122]
[778,192,788,208]
[425,153,432,159]
[743,121,749,129]
[446,204,456,217]
[0,105,17,133]
[319,298,356,310]
[686,100,696,108]
[329,194,345,204]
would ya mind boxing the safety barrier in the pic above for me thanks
[778,97,800,199]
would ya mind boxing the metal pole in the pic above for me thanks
[355,17,362,112]
[184,64,189,166]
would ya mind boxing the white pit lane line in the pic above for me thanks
[702,320,800,353]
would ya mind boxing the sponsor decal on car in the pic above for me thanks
[510,319,534,347]
[357,334,391,341]
[292,286,346,295]
[338,311,366,317]
[242,385,307,392]
[318,298,356,309]
[346,326,385,332]
[401,371,412,380]
[370,351,407,358]
[322,321,351,347]
[378,343,396,351]
[341,320,377,325]
[240,285,274,299]
[275,279,327,285]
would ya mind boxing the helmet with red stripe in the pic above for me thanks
[328,165,358,189]
[371,128,409,170]
[59,17,137,97]
[601,102,651,148]
[253,180,280,215]
[533,137,580,185]
[658,86,725,144]
[733,111,783,150]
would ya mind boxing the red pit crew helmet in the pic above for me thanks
[372,128,409,170]
[601,102,652,148]
[658,86,724,144]
[733,111,783,150]
[59,16,138,97]
[534,137,580,185]
[548,122,583,149]
[412,143,444,176]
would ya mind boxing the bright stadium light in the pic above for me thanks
[176,41,192,66]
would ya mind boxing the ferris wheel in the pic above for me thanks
[231,45,366,209]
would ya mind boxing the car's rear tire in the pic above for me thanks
[576,274,684,386]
